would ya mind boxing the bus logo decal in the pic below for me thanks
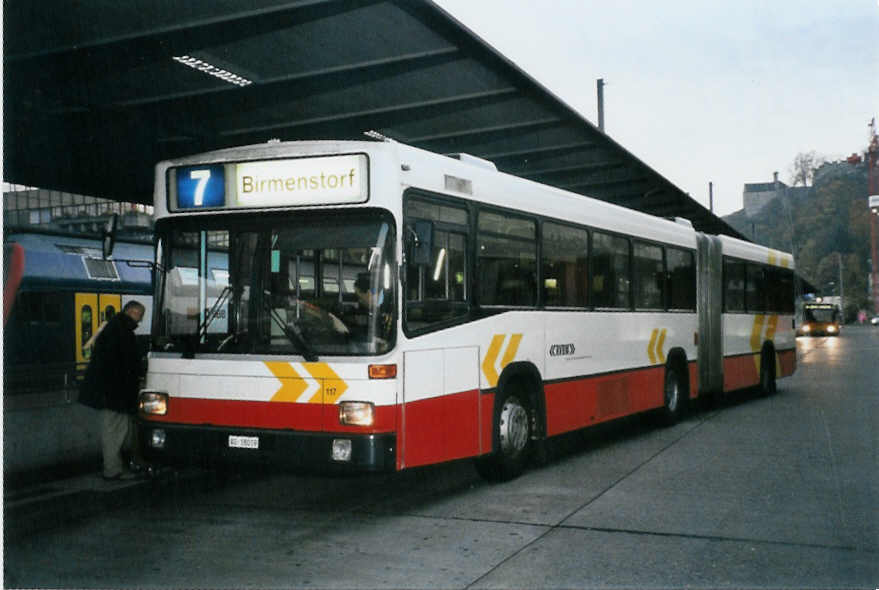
[647,328,667,365]
[549,343,576,357]
[265,361,348,404]
[482,333,523,388]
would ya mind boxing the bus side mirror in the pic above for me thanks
[410,220,433,266]
[102,214,118,259]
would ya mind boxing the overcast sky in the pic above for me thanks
[433,0,878,216]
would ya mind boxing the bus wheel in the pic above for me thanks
[760,351,776,396]
[475,391,531,481]
[658,367,684,426]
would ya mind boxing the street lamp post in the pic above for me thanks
[870,195,879,314]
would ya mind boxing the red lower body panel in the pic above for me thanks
[145,352,795,471]
[401,389,482,469]
[723,348,796,392]
[544,366,667,437]
[148,397,396,435]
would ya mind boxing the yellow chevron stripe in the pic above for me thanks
[656,328,667,363]
[500,334,523,369]
[482,334,506,388]
[647,329,658,364]
[765,314,778,341]
[304,362,348,404]
[751,315,766,373]
[266,361,308,402]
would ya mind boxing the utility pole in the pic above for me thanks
[597,78,605,132]
[838,252,844,319]
[869,118,879,314]
[709,181,714,213]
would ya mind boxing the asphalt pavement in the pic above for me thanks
[4,326,877,589]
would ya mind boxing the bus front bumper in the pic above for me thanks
[137,420,397,472]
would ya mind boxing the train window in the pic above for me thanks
[667,248,696,311]
[542,222,588,308]
[633,241,665,311]
[20,293,43,322]
[43,294,63,324]
[478,210,537,307]
[723,258,746,312]
[81,305,93,356]
[592,232,631,309]
[104,305,116,322]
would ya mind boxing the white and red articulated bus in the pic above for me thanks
[138,139,796,480]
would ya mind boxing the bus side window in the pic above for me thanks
[633,241,665,311]
[542,222,588,308]
[667,248,696,311]
[404,195,470,331]
[592,232,631,309]
[723,258,746,312]
[477,210,536,307]
[745,263,767,313]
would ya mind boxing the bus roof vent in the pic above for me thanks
[446,153,497,171]
[671,217,694,228]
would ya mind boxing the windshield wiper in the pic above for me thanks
[262,293,318,362]
[198,285,233,341]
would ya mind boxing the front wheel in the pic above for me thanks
[475,391,531,481]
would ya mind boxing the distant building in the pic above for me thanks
[2,184,153,238]
[742,172,810,218]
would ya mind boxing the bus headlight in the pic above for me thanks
[827,325,837,333]
[139,391,169,416]
[801,324,811,333]
[339,401,374,426]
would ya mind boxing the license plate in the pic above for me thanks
[228,435,259,449]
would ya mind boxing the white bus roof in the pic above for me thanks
[155,139,710,251]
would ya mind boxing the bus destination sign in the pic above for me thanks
[173,154,368,211]
[236,154,367,207]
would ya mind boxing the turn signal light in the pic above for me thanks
[368,364,397,379]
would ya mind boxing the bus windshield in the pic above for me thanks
[804,306,838,324]
[153,211,395,357]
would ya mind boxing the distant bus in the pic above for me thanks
[797,302,840,337]
[137,139,796,480]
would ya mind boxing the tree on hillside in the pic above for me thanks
[788,151,826,187]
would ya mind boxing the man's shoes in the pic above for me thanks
[102,470,142,481]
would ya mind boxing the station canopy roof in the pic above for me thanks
[5,0,744,238]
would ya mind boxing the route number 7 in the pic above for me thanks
[190,169,211,206]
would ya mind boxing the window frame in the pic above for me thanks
[590,229,633,311]
[632,239,666,312]
[476,205,538,309]
[402,190,474,337]
[540,219,590,310]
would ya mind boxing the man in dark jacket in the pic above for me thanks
[79,300,146,480]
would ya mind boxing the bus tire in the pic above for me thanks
[760,348,776,396]
[658,365,684,426]
[475,389,531,482]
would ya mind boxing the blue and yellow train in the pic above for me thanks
[3,228,154,395]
